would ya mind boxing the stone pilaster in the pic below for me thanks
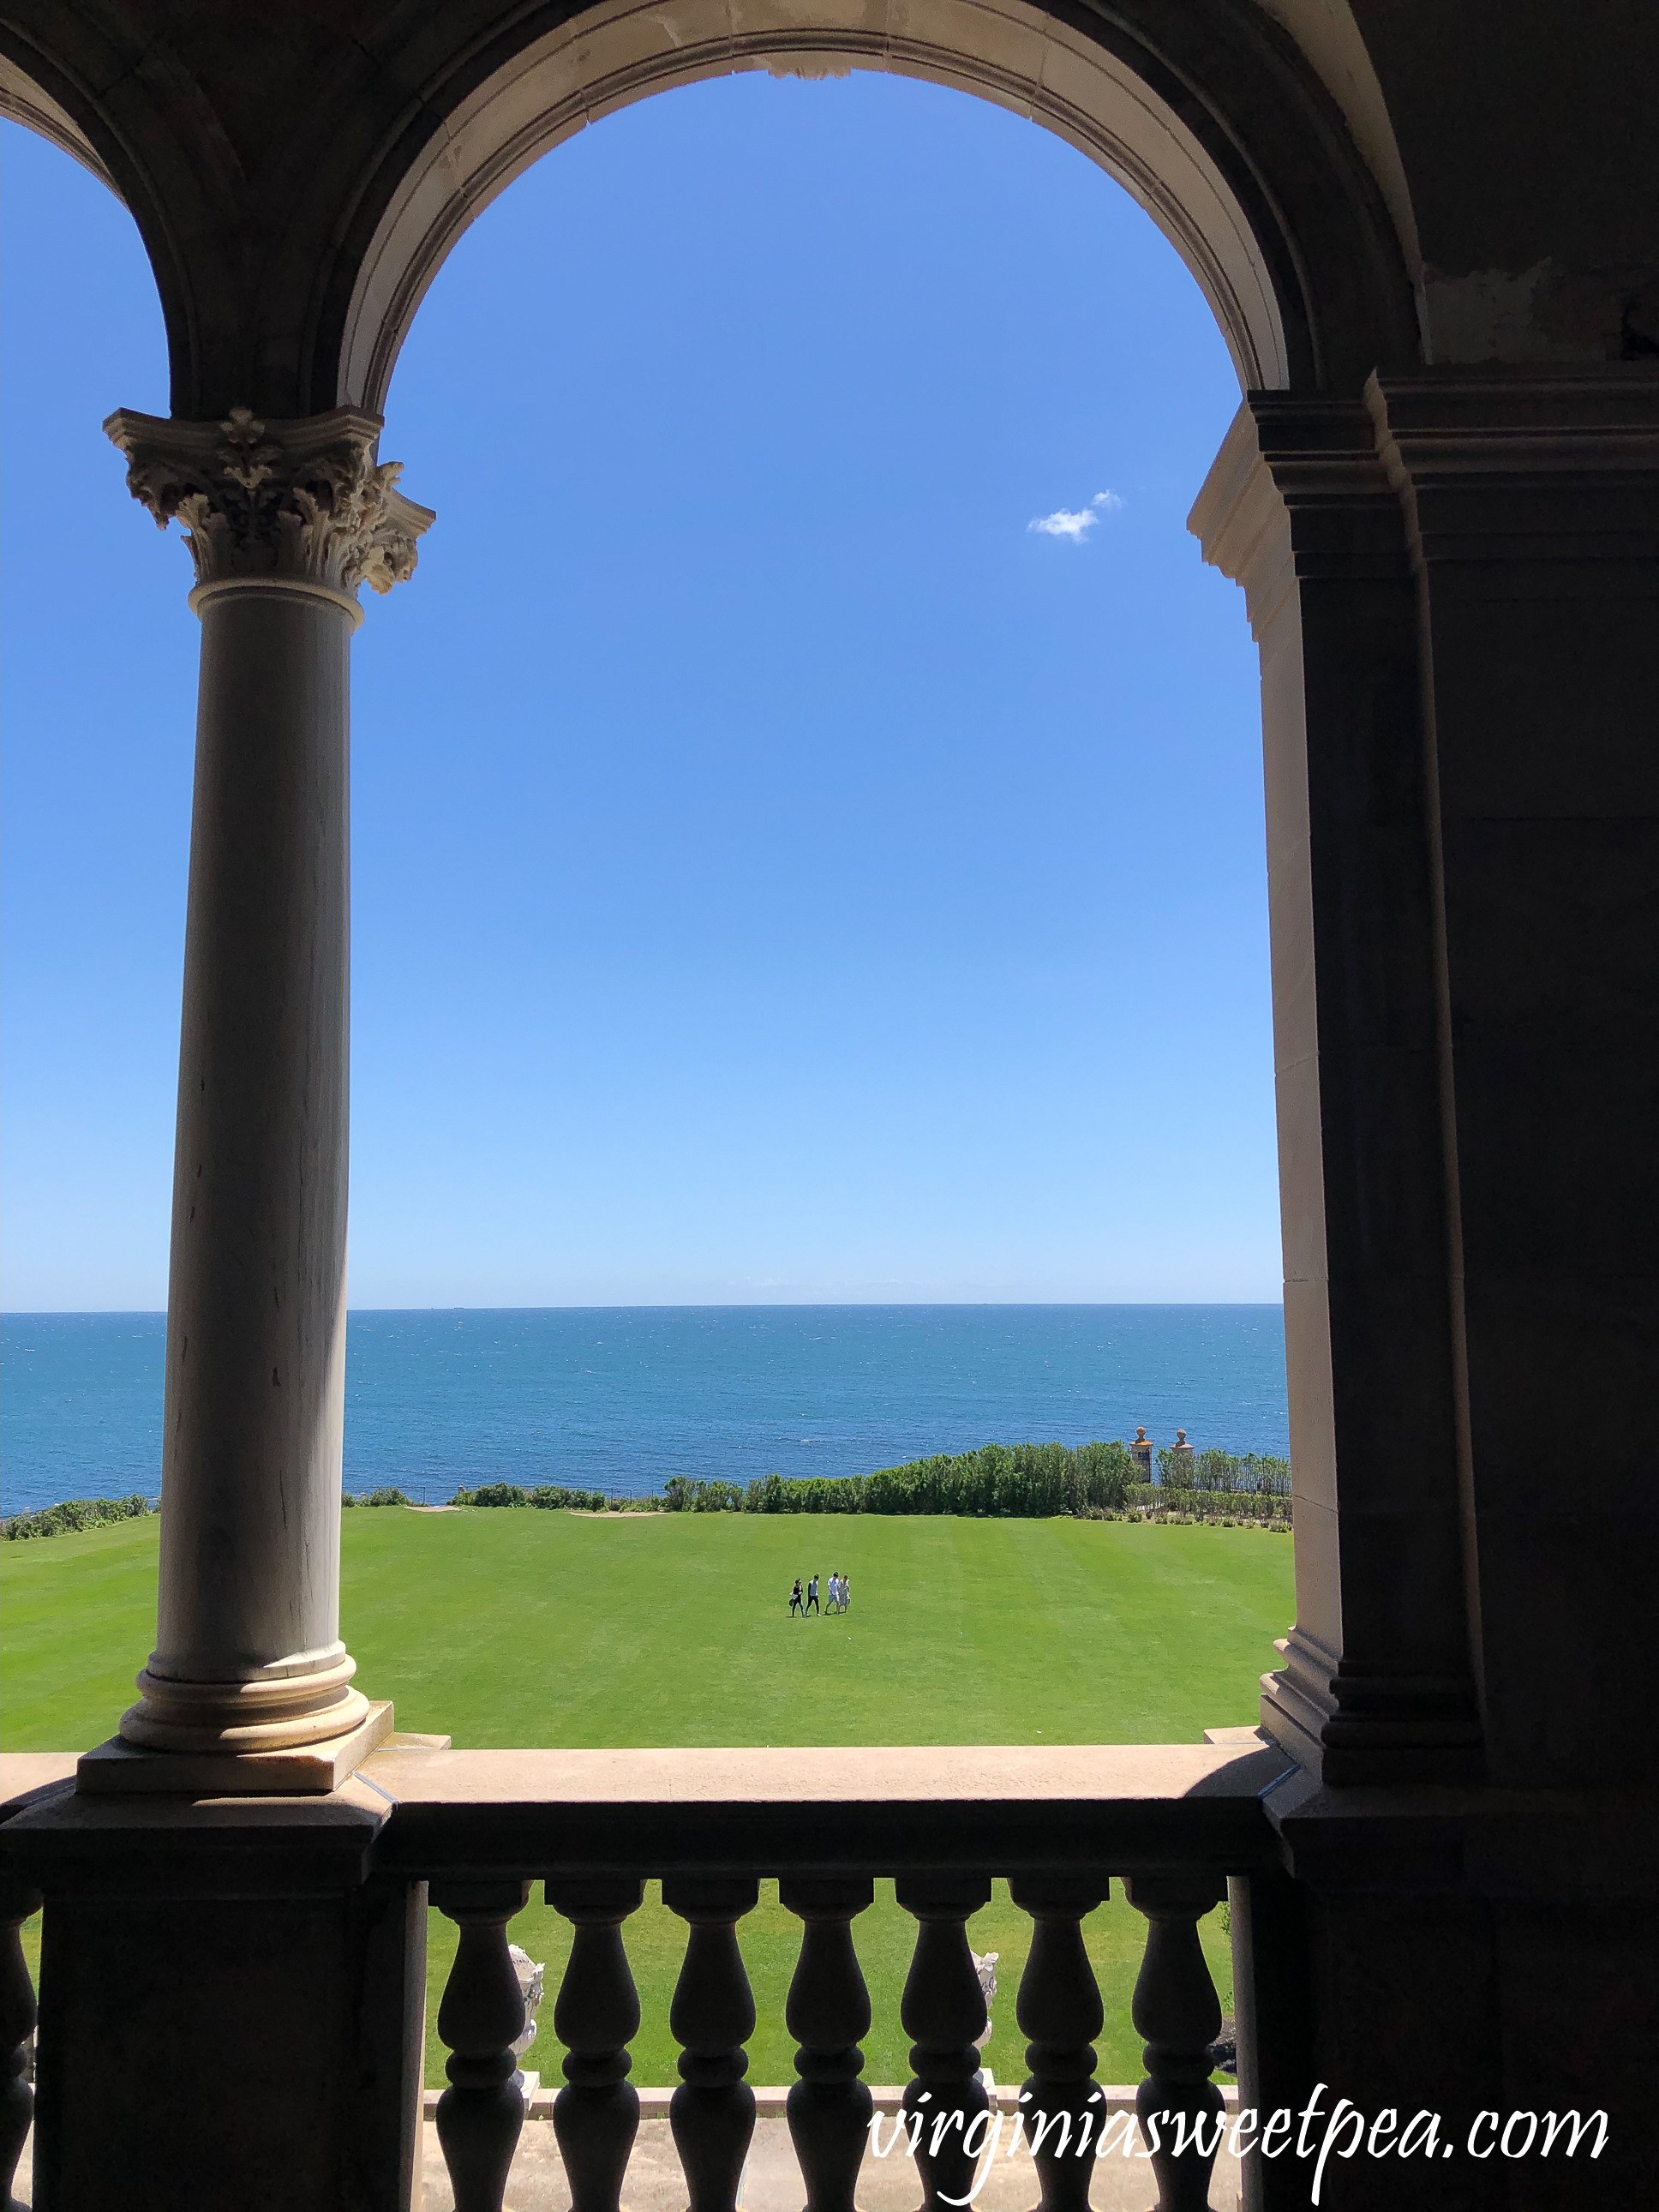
[1190,399,1482,1784]
[1367,366,1659,1788]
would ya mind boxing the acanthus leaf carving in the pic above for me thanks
[105,404,434,599]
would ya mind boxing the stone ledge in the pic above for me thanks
[363,1741,1290,1880]
[0,1753,80,1818]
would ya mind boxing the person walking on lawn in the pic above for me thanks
[788,1577,804,1618]
[806,1574,820,1616]
[840,1570,851,1613]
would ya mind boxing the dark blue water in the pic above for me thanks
[0,1306,1287,1515]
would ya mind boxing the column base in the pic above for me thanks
[75,1698,395,1796]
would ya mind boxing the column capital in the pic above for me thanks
[1188,396,1405,641]
[105,403,434,606]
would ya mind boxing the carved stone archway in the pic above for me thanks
[328,0,1423,417]
[0,0,1422,419]
[0,0,1459,1787]
[337,0,1303,408]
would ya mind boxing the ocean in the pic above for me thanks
[0,1305,1288,1517]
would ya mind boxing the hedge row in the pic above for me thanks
[1159,1448,1291,1497]
[2,1492,155,1542]
[1126,1484,1291,1525]
[449,1482,611,1512]
[658,1442,1296,1520]
[661,1440,1140,1517]
[4,1452,1293,1538]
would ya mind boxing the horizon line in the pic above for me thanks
[3,1297,1286,1317]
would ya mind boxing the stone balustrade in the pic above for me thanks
[382,1741,1285,2212]
[0,1740,1291,2212]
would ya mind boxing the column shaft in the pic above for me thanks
[141,582,358,1728]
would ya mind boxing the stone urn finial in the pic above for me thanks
[508,1944,546,2061]
[971,1948,999,2081]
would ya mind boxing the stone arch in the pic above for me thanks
[327,0,1422,417]
[0,51,117,195]
[0,1,1425,419]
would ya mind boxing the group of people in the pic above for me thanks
[788,1570,851,1617]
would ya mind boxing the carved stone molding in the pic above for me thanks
[105,404,434,600]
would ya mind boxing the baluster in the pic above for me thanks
[779,1876,875,2212]
[895,1876,991,2212]
[431,1879,533,2212]
[1123,1873,1227,2212]
[1,1885,40,2212]
[1009,1879,1106,2212]
[547,1876,645,2212]
[664,1877,759,2212]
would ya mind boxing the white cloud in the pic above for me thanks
[1027,489,1123,542]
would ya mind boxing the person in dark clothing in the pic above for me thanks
[788,1578,804,1617]
[806,1574,820,1615]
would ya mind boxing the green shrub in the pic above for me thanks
[448,1448,1288,1524]
[451,1482,608,1511]
[1127,1483,1291,1526]
[1192,1449,1291,1498]
[745,1438,1137,1519]
[662,1477,745,1513]
[743,1472,867,1514]
[537,1485,608,1511]
[3,1493,155,1541]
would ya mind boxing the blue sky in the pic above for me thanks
[0,73,1279,1310]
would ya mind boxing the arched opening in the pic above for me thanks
[301,9,1428,1804]
[358,67,1279,1310]
[338,3,1296,413]
[3,70,1292,1713]
[0,3,1464,1796]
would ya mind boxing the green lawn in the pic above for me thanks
[0,1506,1295,1752]
[3,1508,1291,2083]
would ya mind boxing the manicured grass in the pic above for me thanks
[3,1508,1293,1752]
[3,1509,1288,2083]
[1,1516,161,1751]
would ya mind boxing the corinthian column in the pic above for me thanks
[78,405,433,1793]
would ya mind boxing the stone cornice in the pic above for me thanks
[1367,367,1659,571]
[105,405,434,601]
[1368,366,1659,480]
